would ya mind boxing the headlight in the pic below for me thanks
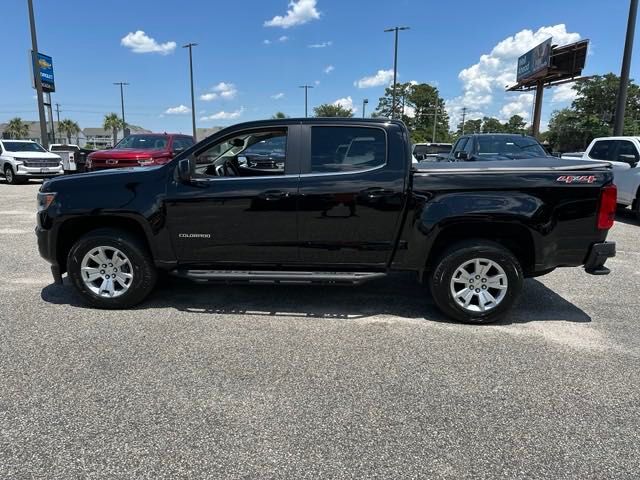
[37,192,57,212]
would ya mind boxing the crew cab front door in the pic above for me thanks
[296,124,406,267]
[165,125,301,266]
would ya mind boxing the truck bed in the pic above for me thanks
[413,158,611,173]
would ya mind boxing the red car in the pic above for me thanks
[86,133,195,171]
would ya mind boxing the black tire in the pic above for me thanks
[429,240,524,324]
[67,228,157,309]
[4,165,22,185]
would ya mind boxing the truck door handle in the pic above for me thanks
[259,190,288,200]
[361,187,391,199]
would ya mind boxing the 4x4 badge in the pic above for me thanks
[556,175,597,184]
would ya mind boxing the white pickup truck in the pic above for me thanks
[49,144,83,173]
[562,136,640,216]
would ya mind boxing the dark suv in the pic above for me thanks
[444,134,551,162]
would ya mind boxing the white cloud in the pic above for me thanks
[200,107,245,121]
[333,96,357,114]
[499,93,534,121]
[120,30,176,55]
[445,24,581,129]
[308,41,332,48]
[552,83,578,103]
[271,92,285,99]
[164,104,191,115]
[200,82,238,102]
[264,0,320,29]
[314,80,320,86]
[354,69,394,88]
[279,35,289,42]
[263,39,272,45]
[324,65,334,74]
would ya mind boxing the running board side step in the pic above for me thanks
[172,270,386,285]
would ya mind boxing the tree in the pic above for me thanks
[272,112,287,119]
[504,115,527,134]
[481,117,504,133]
[103,113,123,146]
[313,104,354,117]
[374,82,450,143]
[456,118,482,135]
[58,119,80,144]
[5,118,29,139]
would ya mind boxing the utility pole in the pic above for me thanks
[362,98,368,118]
[531,80,544,137]
[113,82,129,137]
[461,107,467,135]
[27,0,48,148]
[55,103,61,124]
[614,0,639,135]
[384,26,410,119]
[183,43,198,141]
[432,106,439,143]
[299,85,313,117]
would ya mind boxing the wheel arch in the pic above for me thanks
[423,222,535,280]
[56,215,155,274]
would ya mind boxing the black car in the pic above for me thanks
[36,118,616,324]
[445,134,551,162]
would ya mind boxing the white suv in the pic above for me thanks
[0,140,63,184]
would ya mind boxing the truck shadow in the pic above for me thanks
[616,209,639,226]
[40,273,591,325]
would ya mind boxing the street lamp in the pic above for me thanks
[384,26,410,119]
[113,82,129,137]
[299,85,314,117]
[362,98,369,118]
[183,43,198,141]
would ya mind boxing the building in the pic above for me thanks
[196,127,224,142]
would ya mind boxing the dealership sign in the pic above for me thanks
[30,51,55,92]
[516,38,552,82]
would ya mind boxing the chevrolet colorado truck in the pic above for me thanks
[36,118,617,323]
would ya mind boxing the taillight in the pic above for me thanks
[597,184,617,230]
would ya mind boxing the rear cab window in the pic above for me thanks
[310,126,386,174]
[589,140,615,161]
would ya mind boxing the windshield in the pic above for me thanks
[50,145,80,152]
[414,144,452,156]
[243,136,286,156]
[476,135,547,159]
[2,141,46,153]
[115,135,168,150]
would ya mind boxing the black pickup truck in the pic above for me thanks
[36,118,617,323]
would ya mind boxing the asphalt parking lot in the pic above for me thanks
[1,181,639,479]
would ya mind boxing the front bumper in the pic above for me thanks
[584,241,616,275]
[17,165,63,177]
[36,224,62,284]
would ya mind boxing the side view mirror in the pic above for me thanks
[231,138,245,147]
[455,151,470,161]
[178,158,191,182]
[618,154,638,168]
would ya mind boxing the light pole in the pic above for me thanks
[27,0,48,148]
[384,26,410,119]
[614,0,639,135]
[113,82,129,137]
[432,106,439,143]
[299,85,314,117]
[461,107,467,135]
[362,98,369,118]
[183,43,198,141]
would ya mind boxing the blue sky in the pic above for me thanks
[1,0,637,133]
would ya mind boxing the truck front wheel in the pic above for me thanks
[429,240,523,324]
[67,228,157,309]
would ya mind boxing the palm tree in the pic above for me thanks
[5,118,30,139]
[272,112,287,119]
[58,119,80,144]
[103,113,123,147]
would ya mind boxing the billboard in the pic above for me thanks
[31,51,55,92]
[516,38,552,82]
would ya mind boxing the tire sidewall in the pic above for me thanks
[67,231,156,309]
[430,243,523,324]
[4,165,15,184]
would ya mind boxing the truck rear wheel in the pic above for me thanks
[429,240,523,324]
[67,228,157,309]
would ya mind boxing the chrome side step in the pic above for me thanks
[172,270,386,285]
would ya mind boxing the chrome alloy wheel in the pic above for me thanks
[80,246,133,298]
[450,258,508,313]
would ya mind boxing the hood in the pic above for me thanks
[6,151,61,159]
[89,148,167,159]
[41,165,166,193]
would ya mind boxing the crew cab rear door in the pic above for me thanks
[165,124,301,266]
[296,122,407,267]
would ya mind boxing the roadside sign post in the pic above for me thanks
[27,0,49,148]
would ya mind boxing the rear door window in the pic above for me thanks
[589,140,615,161]
[614,140,639,166]
[310,127,386,173]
